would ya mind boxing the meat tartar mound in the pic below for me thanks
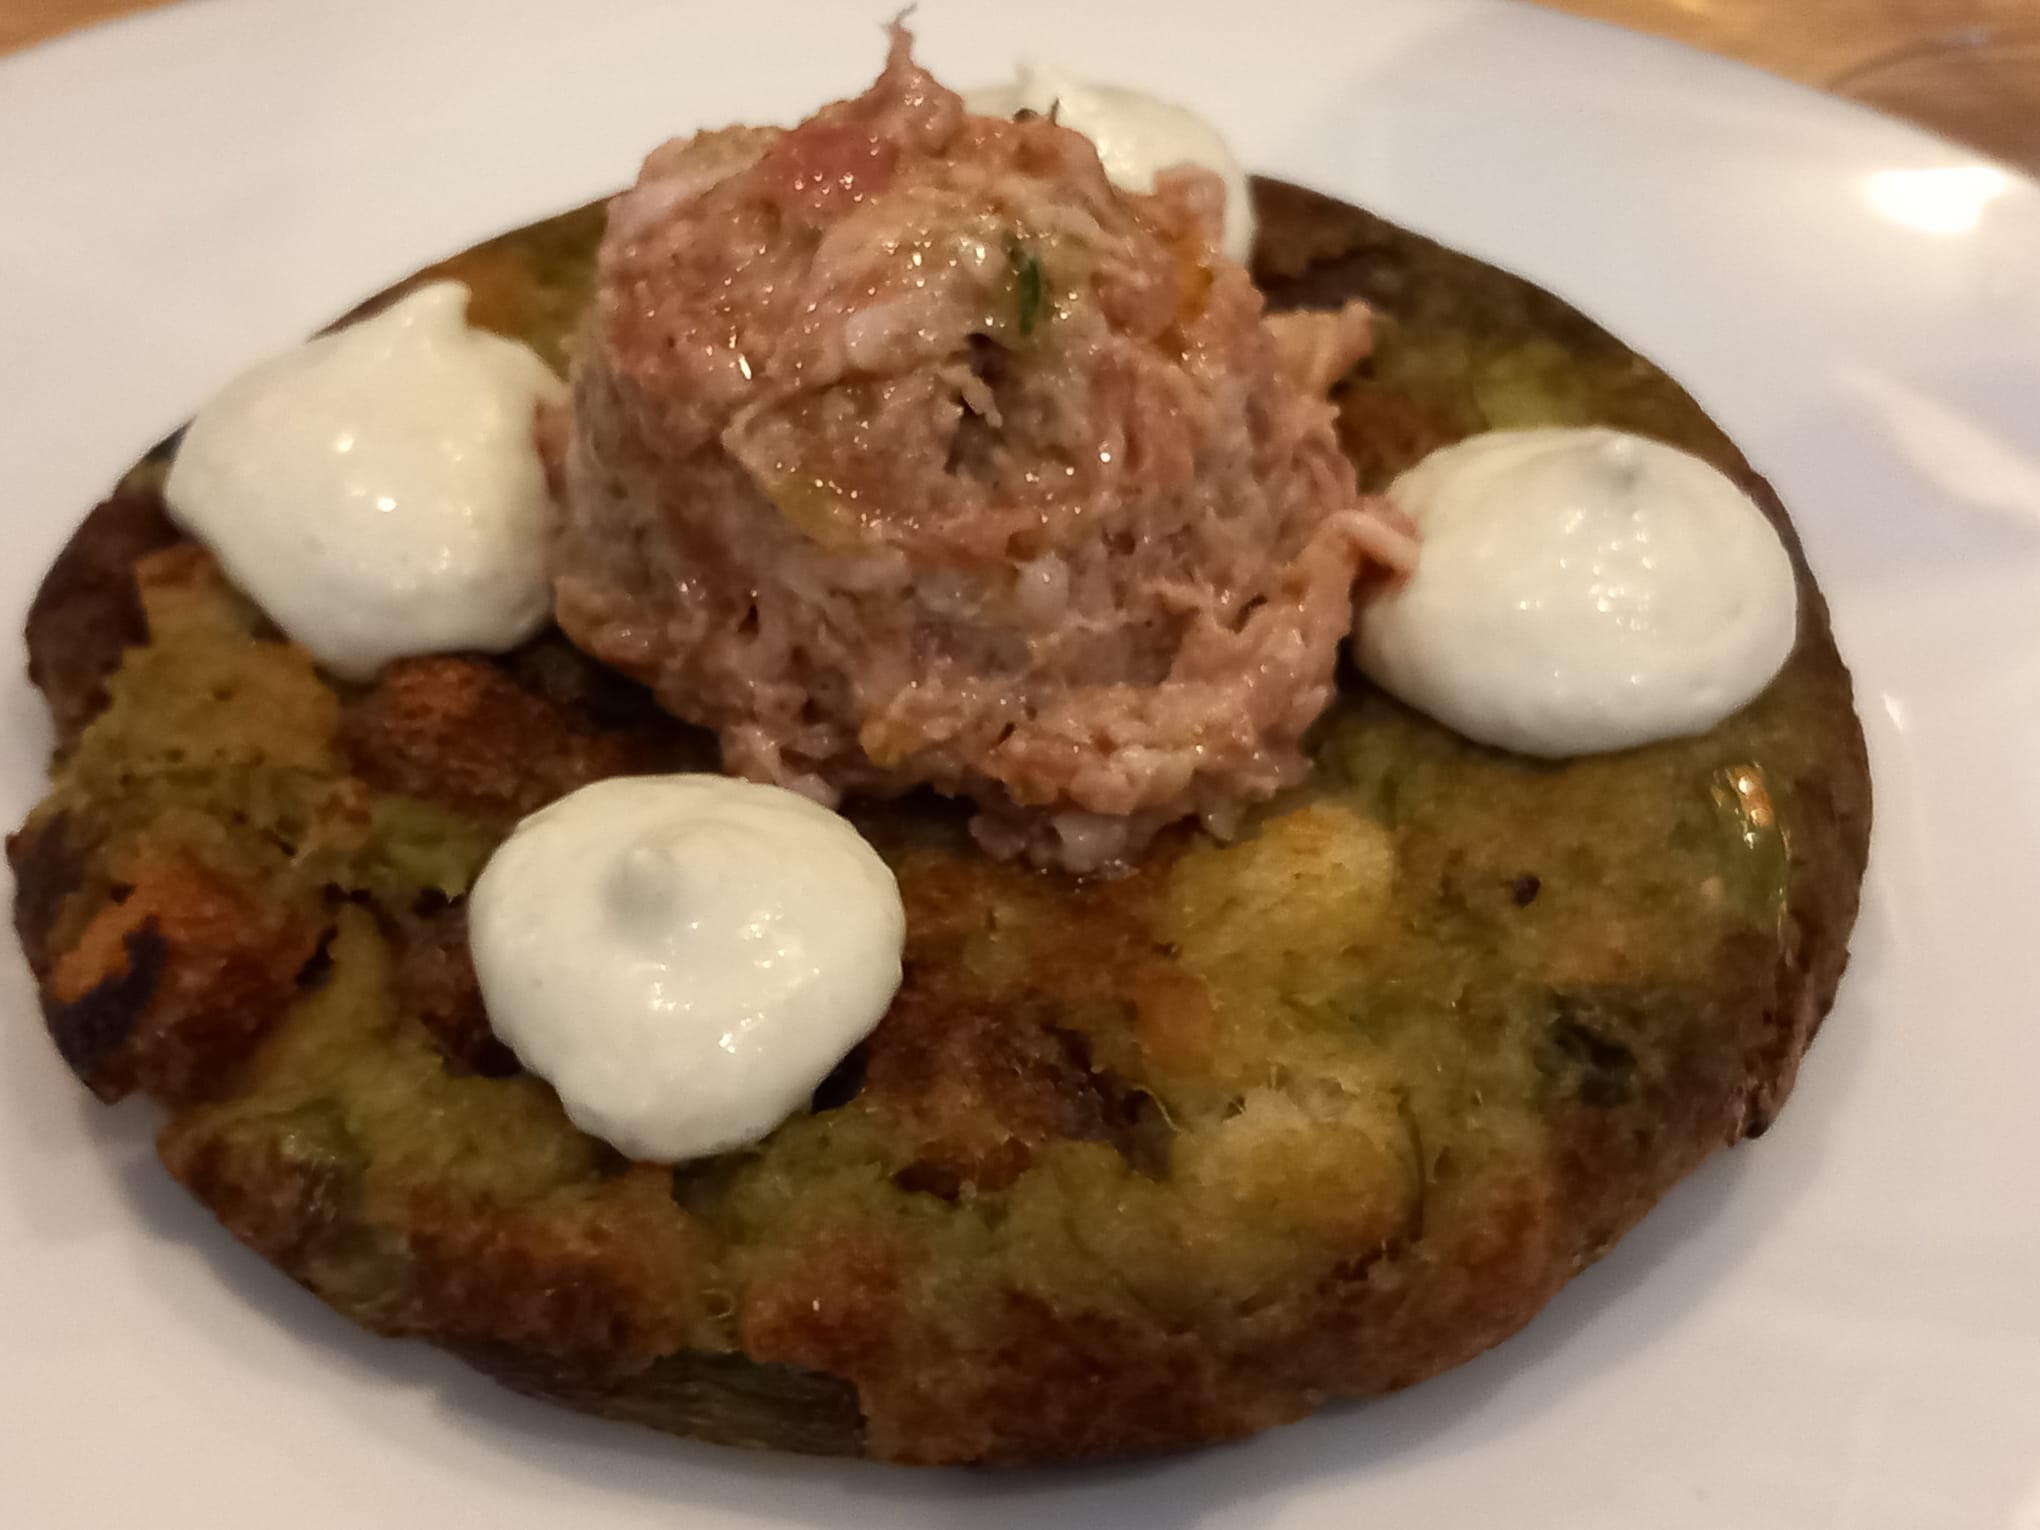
[551,27,1414,871]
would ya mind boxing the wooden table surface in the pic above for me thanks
[3,0,2035,171]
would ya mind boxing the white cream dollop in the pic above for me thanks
[468,775,906,1164]
[164,281,564,681]
[965,62,1256,264]
[1355,427,1799,757]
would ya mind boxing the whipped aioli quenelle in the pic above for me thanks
[164,281,565,682]
[468,775,906,1164]
[965,63,1257,263]
[1356,428,1800,757]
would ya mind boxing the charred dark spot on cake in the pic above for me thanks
[1511,873,1542,907]
[670,1152,751,1217]
[869,987,1086,1191]
[868,986,1177,1199]
[46,922,168,1091]
[293,927,339,991]
[1097,1076,1175,1181]
[1050,1025,1174,1181]
[391,903,520,1078]
[586,1141,636,1179]
[36,853,321,1104]
[503,628,707,746]
[890,1160,966,1200]
[809,1043,869,1113]
[1327,1250,1390,1285]
[1544,1001,1639,1109]
[6,812,87,979]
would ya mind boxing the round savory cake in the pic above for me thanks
[5,178,1870,1465]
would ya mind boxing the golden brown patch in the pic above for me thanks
[46,852,319,1103]
[133,540,236,606]
[742,1218,912,1391]
[402,1168,705,1380]
[338,655,668,821]
[861,978,1115,1195]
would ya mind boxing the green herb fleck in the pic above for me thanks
[1008,239,1047,338]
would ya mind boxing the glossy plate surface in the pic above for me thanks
[2,1,2037,1524]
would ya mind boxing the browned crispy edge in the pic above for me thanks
[23,483,182,753]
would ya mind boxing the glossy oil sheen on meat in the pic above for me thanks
[552,30,1410,872]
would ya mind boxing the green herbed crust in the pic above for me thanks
[6,179,1870,1464]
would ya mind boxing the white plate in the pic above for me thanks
[4,0,2038,1524]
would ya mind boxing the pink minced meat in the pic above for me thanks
[550,27,1415,872]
